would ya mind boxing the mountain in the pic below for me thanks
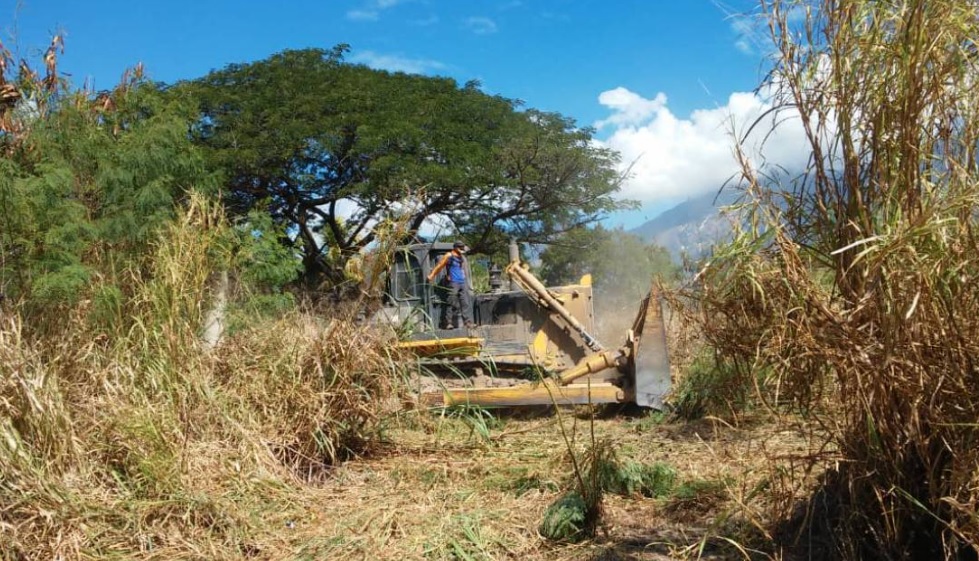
[630,189,740,259]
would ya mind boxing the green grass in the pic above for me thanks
[671,352,765,420]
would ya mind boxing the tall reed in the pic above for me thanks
[692,1,979,558]
[0,193,400,559]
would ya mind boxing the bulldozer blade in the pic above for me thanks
[421,381,629,408]
[629,288,671,409]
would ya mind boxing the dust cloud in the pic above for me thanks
[592,283,650,348]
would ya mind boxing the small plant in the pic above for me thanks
[665,478,731,522]
[538,491,589,542]
[610,461,677,498]
[424,514,498,560]
[436,404,502,443]
[538,398,615,543]
[539,436,681,542]
[673,478,730,502]
[631,409,669,432]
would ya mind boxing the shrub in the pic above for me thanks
[611,461,677,498]
[538,491,589,542]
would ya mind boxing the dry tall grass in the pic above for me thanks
[685,0,979,558]
[0,195,401,559]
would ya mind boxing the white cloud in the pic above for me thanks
[595,87,811,207]
[346,0,406,21]
[349,50,447,74]
[595,88,667,129]
[464,16,498,35]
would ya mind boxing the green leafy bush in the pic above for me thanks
[538,491,588,542]
[611,461,677,498]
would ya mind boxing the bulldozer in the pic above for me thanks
[377,240,671,409]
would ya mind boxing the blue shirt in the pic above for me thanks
[446,253,466,284]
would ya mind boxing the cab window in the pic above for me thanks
[390,251,422,302]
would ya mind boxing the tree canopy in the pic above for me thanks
[180,47,630,285]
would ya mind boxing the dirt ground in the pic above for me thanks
[264,408,821,561]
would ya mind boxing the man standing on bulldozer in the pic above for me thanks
[427,240,475,329]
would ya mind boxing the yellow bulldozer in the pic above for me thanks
[377,241,671,409]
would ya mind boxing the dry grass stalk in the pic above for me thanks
[684,0,979,558]
[212,313,400,480]
[0,194,402,559]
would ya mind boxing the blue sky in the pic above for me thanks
[3,0,807,228]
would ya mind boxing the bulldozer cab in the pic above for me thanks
[382,243,472,332]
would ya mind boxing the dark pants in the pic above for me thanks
[441,281,473,328]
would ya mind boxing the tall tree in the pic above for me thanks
[0,73,218,313]
[180,47,629,285]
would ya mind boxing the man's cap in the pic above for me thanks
[453,240,466,249]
